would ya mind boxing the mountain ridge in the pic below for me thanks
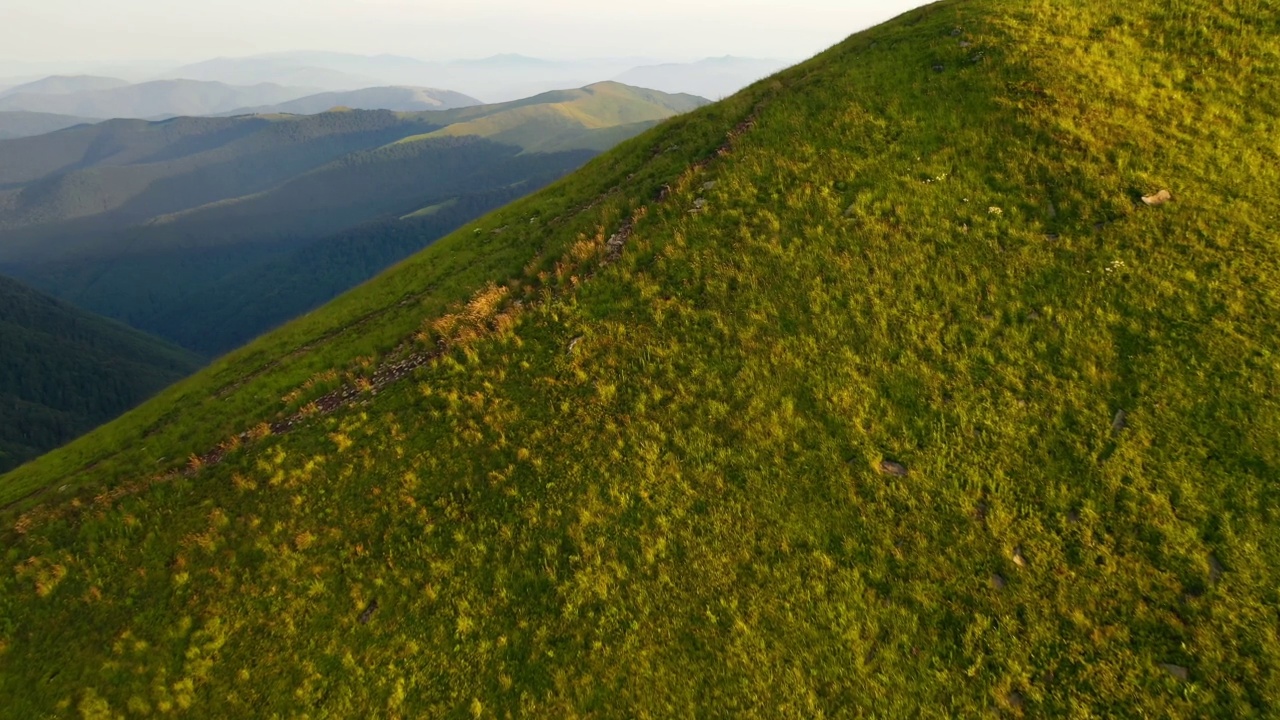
[0,111,99,140]
[2,0,1279,715]
[0,79,318,119]
[219,86,483,116]
[0,83,706,355]
[0,75,131,98]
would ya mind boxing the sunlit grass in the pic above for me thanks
[3,0,1280,716]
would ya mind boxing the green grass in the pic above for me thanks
[3,0,1280,715]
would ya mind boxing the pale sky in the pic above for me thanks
[0,0,932,66]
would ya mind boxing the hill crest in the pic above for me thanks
[2,1,1279,715]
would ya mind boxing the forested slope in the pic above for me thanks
[0,84,705,355]
[0,275,201,473]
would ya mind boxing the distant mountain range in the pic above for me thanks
[0,56,787,123]
[0,273,201,474]
[164,57,381,91]
[0,75,132,98]
[171,52,653,103]
[0,111,98,140]
[161,52,789,103]
[223,86,482,116]
[0,82,707,355]
[614,57,793,99]
[0,79,316,119]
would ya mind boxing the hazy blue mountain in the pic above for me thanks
[613,56,794,99]
[223,86,482,116]
[165,51,660,102]
[165,57,380,91]
[0,83,705,355]
[0,80,317,119]
[0,111,98,140]
[0,75,131,98]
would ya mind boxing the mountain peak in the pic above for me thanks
[3,1,1279,715]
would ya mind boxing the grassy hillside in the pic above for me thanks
[3,0,1279,716]
[0,111,98,140]
[0,84,702,355]
[0,275,201,474]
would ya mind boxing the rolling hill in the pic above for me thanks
[412,82,707,153]
[0,274,201,474]
[0,83,707,355]
[222,86,482,115]
[3,0,1279,716]
[0,79,317,119]
[0,111,98,140]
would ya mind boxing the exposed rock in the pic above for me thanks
[879,460,909,477]
[1013,547,1028,569]
[1007,691,1025,709]
[1142,189,1173,206]
[1112,410,1128,433]
[1160,663,1190,681]
[702,181,719,191]
[991,574,1008,590]
[568,336,584,353]
[933,64,946,73]
[359,599,379,625]
[1209,554,1224,583]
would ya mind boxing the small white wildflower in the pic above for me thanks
[988,206,1003,215]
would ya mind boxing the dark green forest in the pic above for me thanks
[11,143,592,356]
[152,178,570,354]
[0,85,698,357]
[0,275,201,473]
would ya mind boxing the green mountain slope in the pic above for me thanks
[0,274,201,474]
[0,84,705,355]
[413,82,709,153]
[4,1,1280,716]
